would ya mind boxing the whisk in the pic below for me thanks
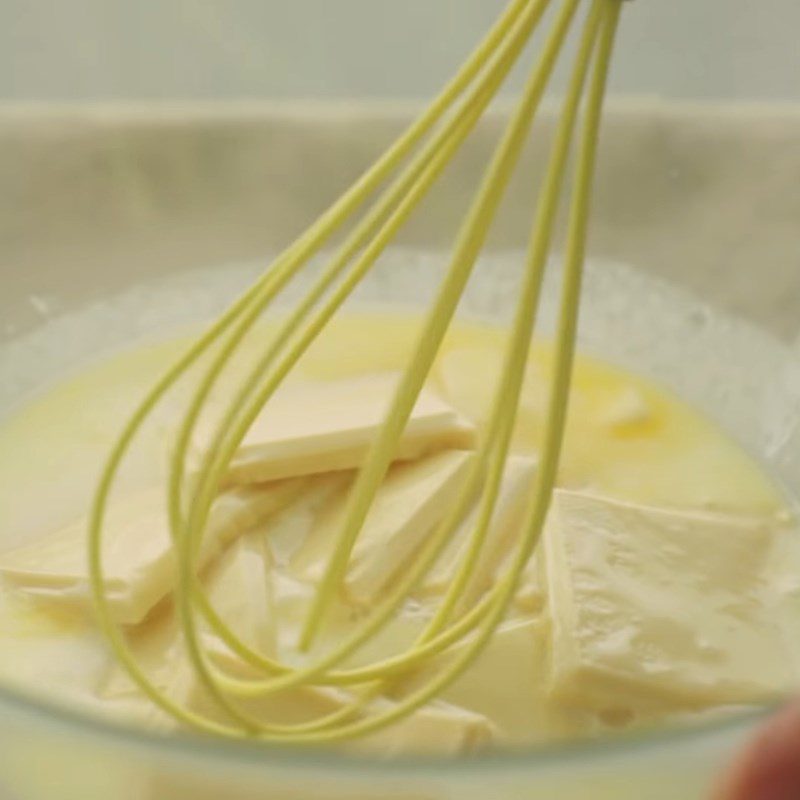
[89,0,626,744]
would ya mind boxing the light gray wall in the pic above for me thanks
[0,1,798,101]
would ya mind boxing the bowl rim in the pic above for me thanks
[0,678,776,778]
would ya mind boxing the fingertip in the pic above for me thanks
[716,703,800,800]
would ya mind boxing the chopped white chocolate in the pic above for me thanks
[545,490,795,713]
[182,669,495,756]
[202,532,276,670]
[401,617,582,744]
[101,528,276,700]
[105,589,494,756]
[0,481,304,624]
[351,699,495,756]
[512,551,547,614]
[291,450,474,603]
[270,569,433,671]
[265,474,351,568]
[597,386,652,430]
[420,455,537,603]
[224,373,476,486]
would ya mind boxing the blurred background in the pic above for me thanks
[0,0,798,102]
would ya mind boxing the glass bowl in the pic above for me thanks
[0,101,798,800]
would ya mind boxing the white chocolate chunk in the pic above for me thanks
[512,551,547,614]
[224,373,476,486]
[185,674,494,756]
[597,386,651,430]
[545,490,795,713]
[104,591,494,756]
[271,569,433,672]
[402,617,597,744]
[265,474,351,567]
[291,450,474,603]
[101,529,275,698]
[0,481,303,624]
[420,455,537,602]
[350,698,494,756]
[202,532,276,670]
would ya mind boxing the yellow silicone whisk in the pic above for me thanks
[89,0,627,743]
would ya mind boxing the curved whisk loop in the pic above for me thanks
[89,0,625,743]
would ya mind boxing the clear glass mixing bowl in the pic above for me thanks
[0,102,798,800]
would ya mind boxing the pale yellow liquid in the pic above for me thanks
[0,312,788,741]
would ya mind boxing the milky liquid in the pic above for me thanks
[0,250,797,744]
